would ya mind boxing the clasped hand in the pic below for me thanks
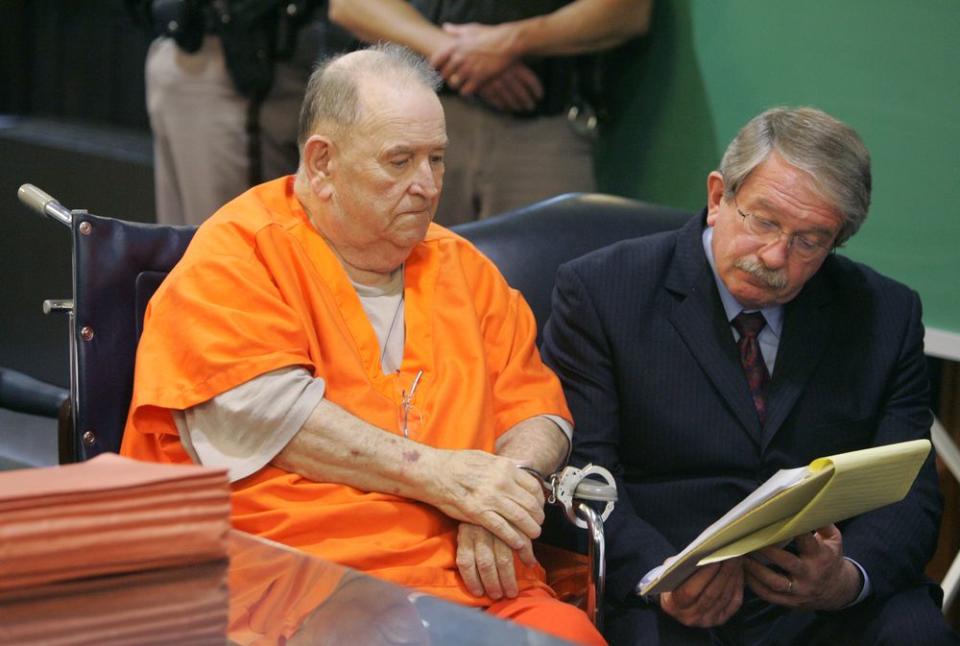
[430,22,544,113]
[429,449,545,551]
[428,451,544,599]
[456,522,537,600]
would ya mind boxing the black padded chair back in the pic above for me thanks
[452,193,693,343]
[70,212,197,460]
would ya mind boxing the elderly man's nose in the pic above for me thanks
[410,160,440,197]
[758,236,790,268]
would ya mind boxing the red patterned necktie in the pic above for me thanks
[732,311,770,424]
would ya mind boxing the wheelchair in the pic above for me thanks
[16,184,695,629]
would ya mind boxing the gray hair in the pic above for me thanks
[718,106,872,246]
[297,42,442,149]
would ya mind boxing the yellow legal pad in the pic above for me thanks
[640,439,931,596]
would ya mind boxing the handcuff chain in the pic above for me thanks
[546,472,560,505]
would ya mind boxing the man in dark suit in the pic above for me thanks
[541,107,958,644]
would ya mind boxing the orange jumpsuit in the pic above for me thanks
[121,177,602,644]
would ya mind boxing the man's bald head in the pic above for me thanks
[297,43,442,149]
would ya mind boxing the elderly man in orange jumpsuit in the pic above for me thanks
[120,43,602,645]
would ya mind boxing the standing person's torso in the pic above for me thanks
[413,0,581,116]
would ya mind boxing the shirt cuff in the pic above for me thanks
[174,366,326,482]
[841,557,871,607]
[540,414,573,462]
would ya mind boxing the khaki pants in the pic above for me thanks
[145,35,312,226]
[435,94,596,226]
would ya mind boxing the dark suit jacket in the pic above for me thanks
[541,213,942,606]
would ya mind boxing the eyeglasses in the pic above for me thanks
[735,205,834,260]
[399,370,424,439]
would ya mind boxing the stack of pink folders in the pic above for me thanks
[0,453,230,590]
[0,453,231,644]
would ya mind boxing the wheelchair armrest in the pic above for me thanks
[539,465,616,630]
[575,503,607,629]
[0,367,68,418]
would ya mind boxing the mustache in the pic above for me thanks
[735,256,788,289]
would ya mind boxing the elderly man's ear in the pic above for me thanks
[705,171,726,226]
[303,134,336,200]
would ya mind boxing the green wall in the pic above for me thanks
[596,1,960,338]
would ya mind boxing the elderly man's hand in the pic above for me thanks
[430,22,520,96]
[744,525,862,611]
[456,523,537,599]
[428,449,546,551]
[659,559,744,628]
[476,63,543,113]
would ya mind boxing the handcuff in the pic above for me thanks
[520,463,618,529]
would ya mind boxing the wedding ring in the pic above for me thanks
[786,578,794,593]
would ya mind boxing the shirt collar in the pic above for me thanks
[702,226,783,338]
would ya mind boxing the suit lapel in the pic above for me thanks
[665,215,763,443]
[760,260,835,450]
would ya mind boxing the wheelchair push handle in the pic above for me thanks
[18,183,73,227]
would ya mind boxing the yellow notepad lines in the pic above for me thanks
[640,439,931,596]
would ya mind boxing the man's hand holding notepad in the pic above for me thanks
[639,439,931,597]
